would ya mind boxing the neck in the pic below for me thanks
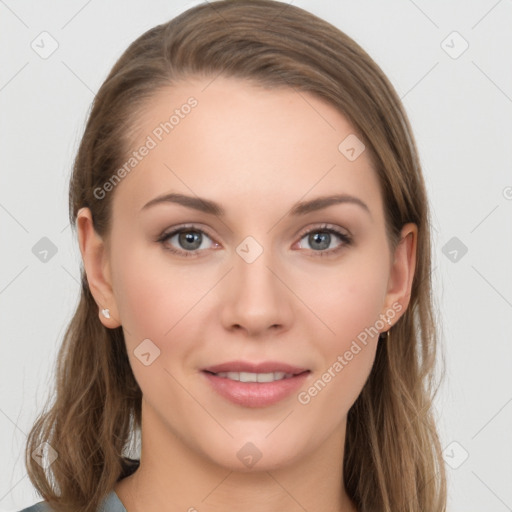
[115,400,357,512]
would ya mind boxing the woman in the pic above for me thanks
[21,1,446,511]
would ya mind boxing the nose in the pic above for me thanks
[220,242,294,337]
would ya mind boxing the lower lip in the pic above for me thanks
[202,371,310,408]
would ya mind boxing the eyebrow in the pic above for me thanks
[141,192,371,217]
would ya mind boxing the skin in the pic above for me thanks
[77,75,417,512]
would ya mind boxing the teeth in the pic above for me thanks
[214,371,294,382]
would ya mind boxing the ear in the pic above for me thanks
[382,222,418,327]
[76,207,121,328]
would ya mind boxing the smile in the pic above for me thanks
[212,371,295,382]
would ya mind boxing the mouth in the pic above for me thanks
[203,370,305,383]
[200,361,311,407]
[201,360,310,381]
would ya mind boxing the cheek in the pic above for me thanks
[302,252,390,343]
[111,243,216,364]
[296,274,384,420]
[111,248,212,401]
[112,237,199,328]
[296,253,387,401]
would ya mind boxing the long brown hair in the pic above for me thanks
[25,1,446,510]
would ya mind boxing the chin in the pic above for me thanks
[200,434,309,473]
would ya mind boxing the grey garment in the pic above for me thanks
[18,491,127,512]
[18,458,138,512]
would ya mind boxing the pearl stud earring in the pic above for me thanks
[101,308,111,319]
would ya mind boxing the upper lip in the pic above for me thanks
[202,360,309,375]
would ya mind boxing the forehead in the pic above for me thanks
[111,75,383,221]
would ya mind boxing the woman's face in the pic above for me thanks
[79,75,416,472]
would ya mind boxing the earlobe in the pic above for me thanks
[383,222,418,324]
[76,207,121,328]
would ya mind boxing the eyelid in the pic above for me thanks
[294,222,350,241]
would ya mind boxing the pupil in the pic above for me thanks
[310,232,330,250]
[179,231,201,250]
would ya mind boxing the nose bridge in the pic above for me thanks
[221,233,293,334]
[234,234,280,300]
[235,239,273,288]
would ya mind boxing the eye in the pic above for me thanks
[157,225,219,258]
[157,223,352,258]
[295,224,352,257]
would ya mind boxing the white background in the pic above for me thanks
[1,1,511,511]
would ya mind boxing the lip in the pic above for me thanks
[201,360,310,408]
[201,360,309,375]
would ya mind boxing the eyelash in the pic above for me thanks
[156,223,352,258]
